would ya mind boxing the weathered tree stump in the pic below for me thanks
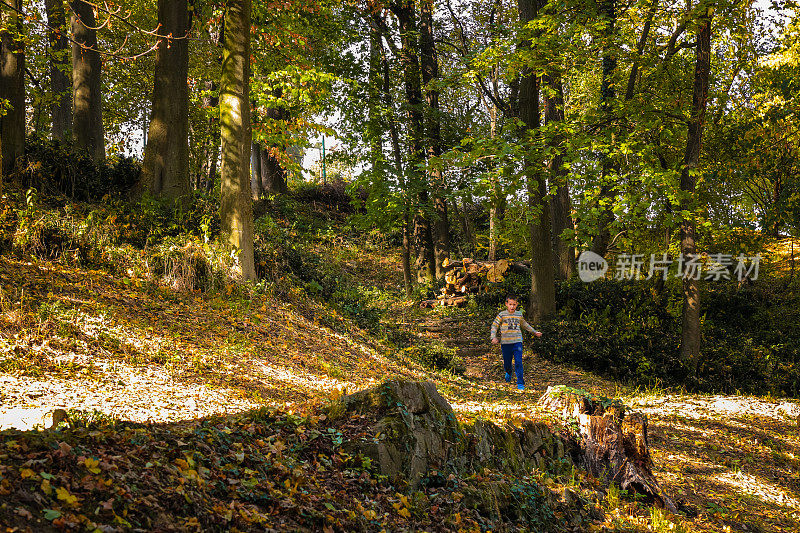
[538,386,676,512]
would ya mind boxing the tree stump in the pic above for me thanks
[538,386,676,512]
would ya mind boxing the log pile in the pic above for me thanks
[419,258,529,308]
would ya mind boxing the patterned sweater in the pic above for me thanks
[490,310,539,345]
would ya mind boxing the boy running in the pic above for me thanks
[490,295,542,390]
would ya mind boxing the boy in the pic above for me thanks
[490,295,542,390]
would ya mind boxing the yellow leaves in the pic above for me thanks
[362,508,377,520]
[40,478,52,495]
[83,457,101,474]
[56,486,78,506]
[392,493,412,518]
[19,468,35,479]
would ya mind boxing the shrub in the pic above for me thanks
[404,341,465,374]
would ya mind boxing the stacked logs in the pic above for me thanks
[420,258,530,308]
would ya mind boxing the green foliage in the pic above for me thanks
[534,278,800,396]
[403,341,464,374]
[18,137,139,202]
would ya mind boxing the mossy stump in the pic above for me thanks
[538,385,676,512]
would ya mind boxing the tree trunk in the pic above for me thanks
[1,0,25,178]
[538,387,676,512]
[219,0,255,281]
[199,80,220,192]
[590,0,618,257]
[419,0,449,278]
[393,0,434,284]
[250,141,263,198]
[544,72,575,279]
[70,0,104,161]
[45,0,71,141]
[139,0,191,201]
[517,0,555,322]
[679,6,712,377]
[259,101,289,194]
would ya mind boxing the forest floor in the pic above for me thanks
[1,251,798,532]
[1,189,799,531]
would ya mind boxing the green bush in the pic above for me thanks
[18,137,139,202]
[534,278,800,396]
[404,341,465,374]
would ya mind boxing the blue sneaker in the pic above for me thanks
[505,372,511,383]
[517,384,525,391]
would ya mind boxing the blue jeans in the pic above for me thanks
[501,342,524,385]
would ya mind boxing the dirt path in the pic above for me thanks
[417,306,800,533]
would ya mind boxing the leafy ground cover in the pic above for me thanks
[1,188,798,532]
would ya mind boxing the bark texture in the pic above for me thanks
[538,386,676,512]
[219,0,255,281]
[419,0,449,278]
[45,0,72,141]
[140,0,191,201]
[1,0,25,178]
[680,8,713,374]
[517,0,556,322]
[392,0,435,284]
[70,0,104,161]
[544,72,575,279]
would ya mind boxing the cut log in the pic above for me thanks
[419,296,467,308]
[538,386,677,513]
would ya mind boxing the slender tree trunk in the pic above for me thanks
[393,0,434,284]
[200,80,220,192]
[368,22,383,166]
[544,72,575,279]
[219,0,255,281]
[250,141,263,198]
[70,0,104,161]
[376,26,414,295]
[419,0,449,278]
[624,0,659,101]
[45,0,71,141]
[1,0,25,178]
[517,0,555,322]
[680,4,713,376]
[139,0,191,201]
[590,0,618,257]
[488,103,502,261]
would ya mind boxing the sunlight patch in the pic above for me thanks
[715,471,800,509]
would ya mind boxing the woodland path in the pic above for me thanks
[416,306,800,533]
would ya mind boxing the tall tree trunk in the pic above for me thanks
[679,5,712,377]
[393,1,434,284]
[518,0,555,322]
[376,24,414,295]
[219,0,255,281]
[1,0,25,178]
[419,0,449,278]
[544,72,576,279]
[590,0,618,257]
[45,0,71,141]
[488,103,505,261]
[199,81,220,192]
[70,0,104,161]
[139,0,191,201]
[368,22,383,167]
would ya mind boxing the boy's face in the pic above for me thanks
[505,298,518,313]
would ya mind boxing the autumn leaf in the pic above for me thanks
[19,468,35,479]
[84,457,101,474]
[56,486,78,506]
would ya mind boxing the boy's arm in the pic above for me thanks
[490,314,501,341]
[520,317,542,336]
